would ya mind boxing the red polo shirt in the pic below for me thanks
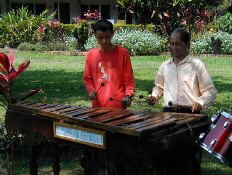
[84,45,135,108]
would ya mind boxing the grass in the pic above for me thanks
[0,50,231,174]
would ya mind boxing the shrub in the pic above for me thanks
[0,7,53,48]
[73,21,89,50]
[64,36,77,51]
[18,38,77,51]
[191,31,232,54]
[216,13,232,33]
[62,24,77,35]
[48,41,66,51]
[85,29,166,55]
[17,42,48,51]
[113,24,155,32]
[43,19,64,42]
[17,42,34,51]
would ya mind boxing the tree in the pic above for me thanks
[116,0,222,34]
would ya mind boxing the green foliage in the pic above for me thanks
[47,41,66,51]
[114,24,154,32]
[63,36,78,51]
[85,29,166,55]
[191,31,232,54]
[117,0,222,34]
[73,21,89,50]
[116,0,129,8]
[17,42,48,51]
[62,24,78,35]
[0,7,53,48]
[17,37,77,51]
[42,20,64,43]
[216,13,232,33]
[217,0,232,12]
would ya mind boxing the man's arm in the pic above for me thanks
[147,64,164,105]
[121,52,135,108]
[197,62,217,108]
[83,56,95,95]
[123,53,135,97]
[151,65,164,100]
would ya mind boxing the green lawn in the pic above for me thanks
[0,50,232,174]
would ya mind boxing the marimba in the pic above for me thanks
[6,101,210,175]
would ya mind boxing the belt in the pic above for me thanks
[163,106,200,114]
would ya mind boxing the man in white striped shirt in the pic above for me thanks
[148,28,217,175]
[148,28,217,113]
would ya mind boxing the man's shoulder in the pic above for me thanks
[87,48,99,54]
[189,56,205,67]
[160,58,172,67]
[86,48,99,58]
[116,45,129,55]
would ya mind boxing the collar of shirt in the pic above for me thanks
[169,55,191,65]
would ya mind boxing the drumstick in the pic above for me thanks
[19,89,41,101]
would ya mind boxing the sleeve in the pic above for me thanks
[123,51,135,97]
[83,54,95,94]
[151,64,164,100]
[197,62,217,108]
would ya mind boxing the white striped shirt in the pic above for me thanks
[152,55,217,108]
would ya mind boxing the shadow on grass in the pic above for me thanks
[7,69,231,114]
[209,76,232,114]
[213,76,232,93]
[135,78,154,93]
[11,70,88,105]
[11,70,155,105]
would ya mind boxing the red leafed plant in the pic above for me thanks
[0,51,30,103]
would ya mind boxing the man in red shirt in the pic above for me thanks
[84,19,135,109]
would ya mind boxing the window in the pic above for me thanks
[117,7,125,20]
[35,4,46,15]
[55,3,70,24]
[80,5,111,19]
[101,5,110,19]
[80,5,100,19]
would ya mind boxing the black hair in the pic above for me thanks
[171,28,191,46]
[92,19,113,33]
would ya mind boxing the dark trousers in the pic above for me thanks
[163,106,200,114]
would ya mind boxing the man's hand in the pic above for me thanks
[147,96,157,105]
[89,91,96,100]
[192,102,202,113]
[121,95,132,108]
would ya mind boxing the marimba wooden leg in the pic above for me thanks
[80,149,95,175]
[91,150,107,175]
[80,149,109,175]
[123,160,153,175]
[29,145,38,175]
[6,141,14,175]
[52,143,60,175]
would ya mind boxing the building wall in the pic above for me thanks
[2,0,118,23]
[0,0,7,13]
[70,0,80,21]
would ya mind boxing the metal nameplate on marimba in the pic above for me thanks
[53,122,106,149]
